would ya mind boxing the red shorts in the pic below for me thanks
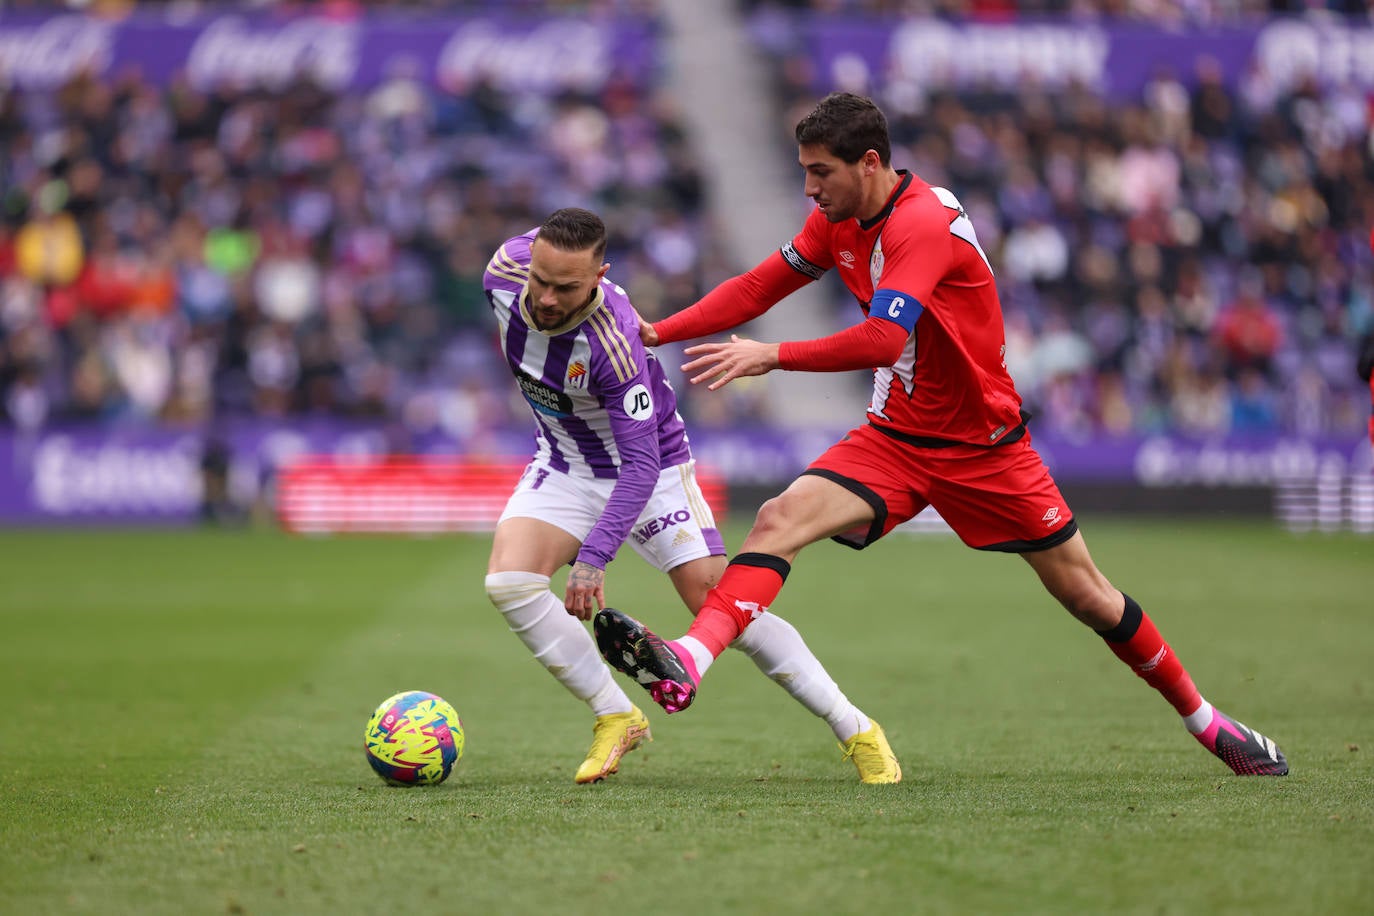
[804,424,1077,552]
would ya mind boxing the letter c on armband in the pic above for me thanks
[871,288,923,333]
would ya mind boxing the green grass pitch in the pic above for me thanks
[1,519,1370,914]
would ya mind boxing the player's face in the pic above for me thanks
[799,143,867,223]
[527,239,609,330]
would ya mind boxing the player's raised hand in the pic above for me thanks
[564,561,606,620]
[682,335,780,390]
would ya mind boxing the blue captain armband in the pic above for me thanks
[871,289,923,333]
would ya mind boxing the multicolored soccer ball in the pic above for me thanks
[363,691,464,786]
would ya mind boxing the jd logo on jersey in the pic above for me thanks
[623,383,653,421]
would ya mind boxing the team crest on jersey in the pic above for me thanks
[566,361,587,388]
[870,239,885,287]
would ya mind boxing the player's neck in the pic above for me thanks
[858,168,903,223]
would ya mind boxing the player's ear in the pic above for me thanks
[863,150,879,175]
[597,262,610,282]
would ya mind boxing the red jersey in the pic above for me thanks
[788,171,1024,446]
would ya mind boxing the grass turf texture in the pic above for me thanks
[0,520,1369,915]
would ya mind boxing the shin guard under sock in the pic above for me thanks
[1096,594,1203,717]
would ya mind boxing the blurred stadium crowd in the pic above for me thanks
[750,2,1374,440]
[0,2,719,447]
[1,0,1372,446]
[742,0,1370,21]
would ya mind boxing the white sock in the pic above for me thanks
[674,635,716,678]
[729,612,870,742]
[485,571,632,717]
[1182,697,1214,735]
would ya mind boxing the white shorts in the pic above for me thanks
[498,459,726,572]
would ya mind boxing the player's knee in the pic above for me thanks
[751,494,794,539]
[485,571,551,615]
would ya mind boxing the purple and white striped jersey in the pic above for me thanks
[484,229,694,567]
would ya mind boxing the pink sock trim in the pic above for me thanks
[1195,709,1244,751]
[665,640,701,684]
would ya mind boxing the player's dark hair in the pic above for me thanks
[794,92,891,167]
[536,208,608,262]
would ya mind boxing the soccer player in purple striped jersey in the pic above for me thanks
[483,208,901,784]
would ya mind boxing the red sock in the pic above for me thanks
[684,553,790,657]
[1097,595,1202,716]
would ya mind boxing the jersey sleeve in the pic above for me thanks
[777,315,910,372]
[788,205,839,272]
[652,209,839,345]
[576,307,662,569]
[653,249,813,345]
[576,431,658,569]
[874,201,953,308]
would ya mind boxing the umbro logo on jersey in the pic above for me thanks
[838,250,856,269]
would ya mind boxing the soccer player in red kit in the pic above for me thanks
[595,92,1288,778]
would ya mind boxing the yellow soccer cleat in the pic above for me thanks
[574,706,651,784]
[841,720,902,784]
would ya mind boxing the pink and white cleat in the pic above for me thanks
[1195,708,1288,776]
[595,609,700,714]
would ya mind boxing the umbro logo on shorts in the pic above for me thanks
[1043,507,1061,525]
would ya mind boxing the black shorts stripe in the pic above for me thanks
[869,410,1030,450]
[975,518,1079,554]
[800,468,886,551]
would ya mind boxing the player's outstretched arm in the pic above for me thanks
[778,314,911,373]
[681,315,910,390]
[653,250,812,345]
